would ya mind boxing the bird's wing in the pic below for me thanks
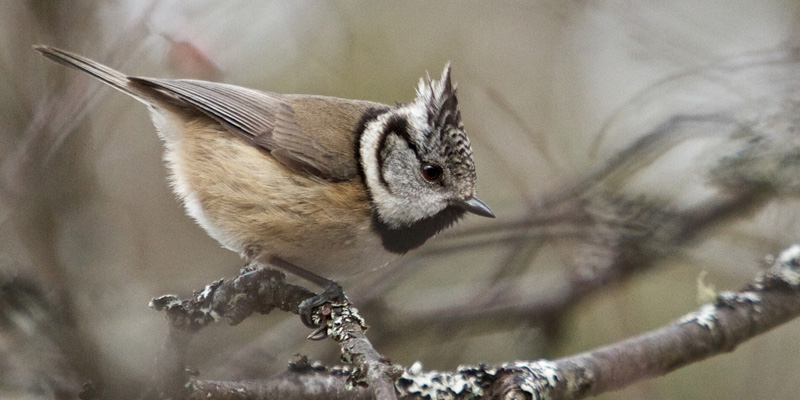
[129,77,387,181]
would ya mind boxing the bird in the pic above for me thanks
[35,45,495,327]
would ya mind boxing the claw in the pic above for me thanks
[306,325,328,341]
[298,281,345,329]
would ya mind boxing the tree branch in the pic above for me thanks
[373,187,765,341]
[396,244,800,399]
[142,243,800,399]
[146,265,399,399]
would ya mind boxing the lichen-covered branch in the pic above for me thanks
[141,243,800,400]
[146,266,399,400]
[183,359,374,400]
[396,244,800,399]
[149,267,315,332]
[317,300,403,399]
[144,267,312,398]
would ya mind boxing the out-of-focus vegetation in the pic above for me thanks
[2,1,800,398]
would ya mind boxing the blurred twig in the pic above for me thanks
[373,187,766,338]
[0,270,85,397]
[357,104,787,342]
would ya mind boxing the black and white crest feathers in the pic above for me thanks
[413,63,476,187]
[416,63,465,134]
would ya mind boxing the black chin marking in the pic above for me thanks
[373,206,466,254]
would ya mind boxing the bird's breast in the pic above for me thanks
[163,119,396,277]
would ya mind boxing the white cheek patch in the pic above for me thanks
[360,113,400,226]
[359,104,449,229]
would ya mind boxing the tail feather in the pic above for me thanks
[34,45,141,99]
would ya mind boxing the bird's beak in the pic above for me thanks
[458,197,495,218]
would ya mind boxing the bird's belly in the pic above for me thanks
[164,121,394,278]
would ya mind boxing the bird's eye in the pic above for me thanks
[421,164,442,181]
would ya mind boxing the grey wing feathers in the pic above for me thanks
[35,45,369,182]
[129,78,352,180]
[34,45,141,100]
[129,78,284,141]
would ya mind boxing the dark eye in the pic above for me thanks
[421,164,442,181]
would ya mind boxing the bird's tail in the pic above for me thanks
[34,45,141,99]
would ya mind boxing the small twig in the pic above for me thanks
[184,361,373,400]
[314,299,402,399]
[167,357,372,399]
[149,267,315,331]
[377,187,766,340]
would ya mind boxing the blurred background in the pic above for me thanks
[2,1,800,398]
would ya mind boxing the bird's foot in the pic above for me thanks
[299,281,346,339]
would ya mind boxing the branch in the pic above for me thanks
[140,243,800,399]
[146,266,399,399]
[374,188,764,339]
[314,299,403,399]
[396,244,800,399]
[183,358,375,400]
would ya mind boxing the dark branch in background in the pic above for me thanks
[143,266,399,400]
[396,244,800,399]
[0,270,84,397]
[375,185,765,338]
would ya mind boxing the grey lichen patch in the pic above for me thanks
[717,290,761,306]
[287,354,327,372]
[325,300,367,343]
[679,303,719,329]
[768,244,800,286]
[680,287,763,330]
[396,360,561,400]
[149,281,227,328]
[503,360,560,398]
[678,291,761,330]
[206,309,221,322]
[397,361,484,399]
[678,245,800,331]
[149,294,182,311]
[199,282,217,300]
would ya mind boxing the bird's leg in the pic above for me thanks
[267,256,346,330]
